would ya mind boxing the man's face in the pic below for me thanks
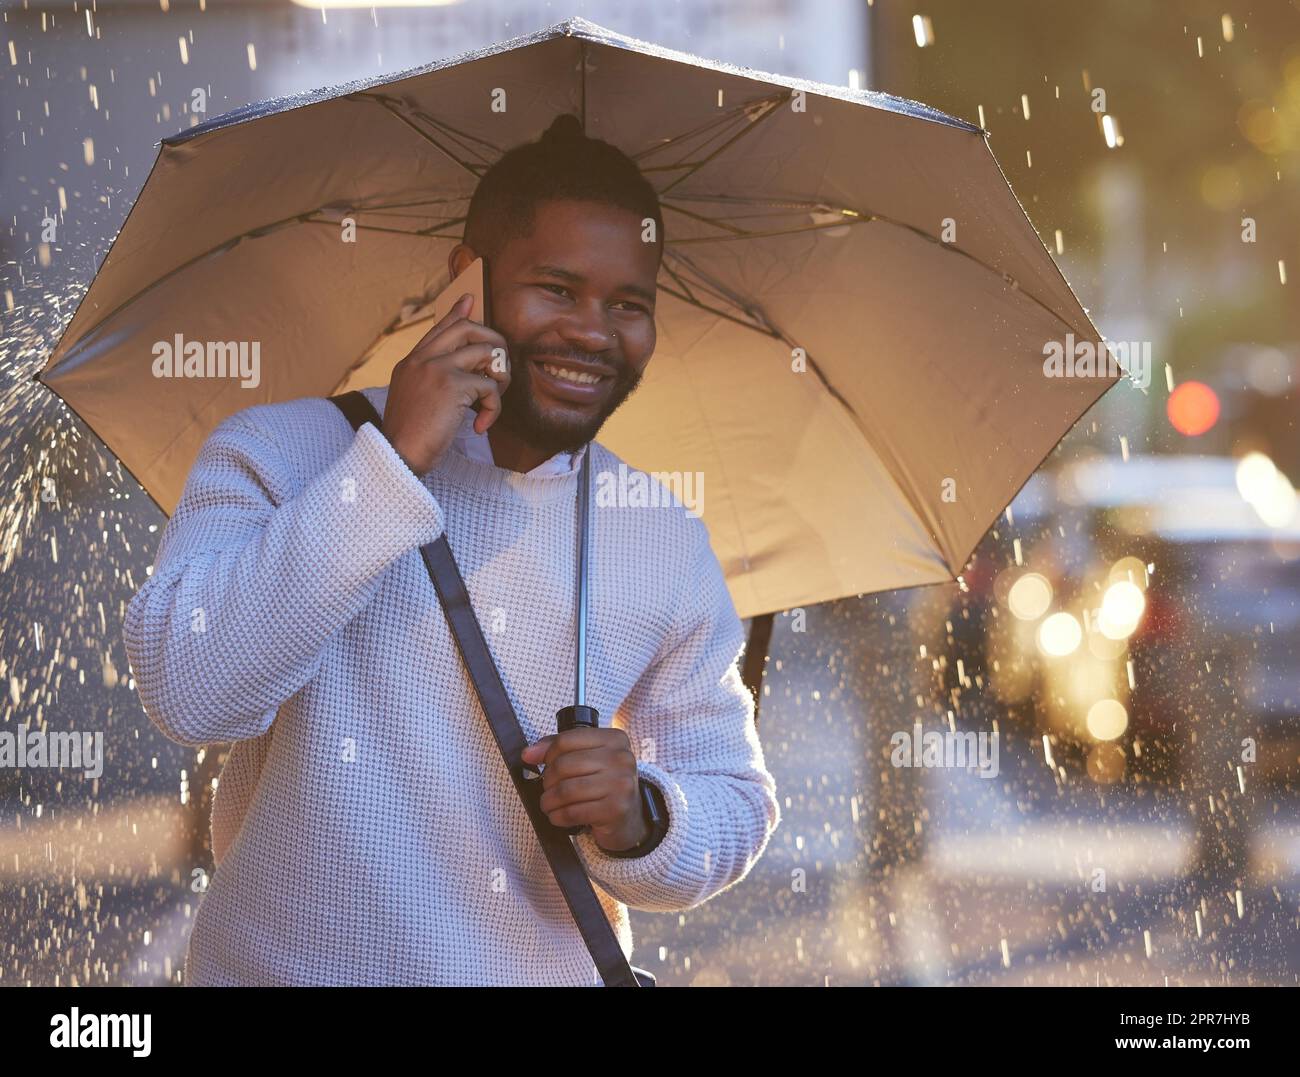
[461,199,659,456]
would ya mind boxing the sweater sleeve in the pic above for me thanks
[122,411,445,747]
[572,519,781,912]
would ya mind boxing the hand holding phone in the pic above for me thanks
[381,259,510,476]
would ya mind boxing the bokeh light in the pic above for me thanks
[1008,572,1053,620]
[1166,380,1220,436]
[1236,451,1299,528]
[1037,611,1082,656]
[1098,580,1146,639]
[1086,698,1129,741]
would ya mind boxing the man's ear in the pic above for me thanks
[447,242,478,280]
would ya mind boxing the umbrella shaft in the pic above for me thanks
[575,446,589,707]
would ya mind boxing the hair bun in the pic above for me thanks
[542,113,585,145]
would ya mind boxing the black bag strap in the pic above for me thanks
[741,613,774,727]
[328,391,645,988]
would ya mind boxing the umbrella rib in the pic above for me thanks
[403,106,505,174]
[656,93,789,196]
[665,209,868,243]
[659,249,778,334]
[301,218,465,239]
[630,92,787,179]
[349,196,471,211]
[654,282,776,338]
[674,254,777,323]
[629,109,757,165]
[661,199,751,238]
[350,90,506,161]
[664,192,864,227]
[657,259,704,308]
[352,93,490,179]
[667,219,867,242]
[634,124,756,176]
[580,40,587,133]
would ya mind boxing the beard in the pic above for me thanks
[493,339,644,456]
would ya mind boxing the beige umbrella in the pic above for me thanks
[34,16,1119,625]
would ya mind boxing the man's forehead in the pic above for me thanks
[516,204,648,250]
[502,206,659,296]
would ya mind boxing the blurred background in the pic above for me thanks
[1,0,1297,985]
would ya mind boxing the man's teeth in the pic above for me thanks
[542,362,602,385]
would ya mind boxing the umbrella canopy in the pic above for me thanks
[35,16,1118,621]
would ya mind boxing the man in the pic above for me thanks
[123,114,780,986]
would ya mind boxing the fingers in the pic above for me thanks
[542,747,632,783]
[414,319,507,364]
[532,727,622,769]
[410,300,507,368]
[535,734,635,786]
[423,339,513,427]
[441,340,511,383]
[461,368,505,435]
[411,292,476,353]
[544,727,618,753]
[539,773,625,815]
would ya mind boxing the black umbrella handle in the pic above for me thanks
[557,704,599,731]
[554,704,600,835]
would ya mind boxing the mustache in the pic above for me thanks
[515,344,625,372]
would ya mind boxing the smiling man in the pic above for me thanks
[123,114,780,986]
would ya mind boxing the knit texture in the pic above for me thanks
[451,403,583,476]
[122,384,780,986]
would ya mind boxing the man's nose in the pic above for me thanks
[557,302,618,353]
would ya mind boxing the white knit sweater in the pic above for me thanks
[122,384,780,986]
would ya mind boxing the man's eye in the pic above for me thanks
[539,284,648,314]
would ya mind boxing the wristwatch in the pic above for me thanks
[598,777,669,859]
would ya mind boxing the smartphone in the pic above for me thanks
[432,255,500,429]
[332,255,492,396]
